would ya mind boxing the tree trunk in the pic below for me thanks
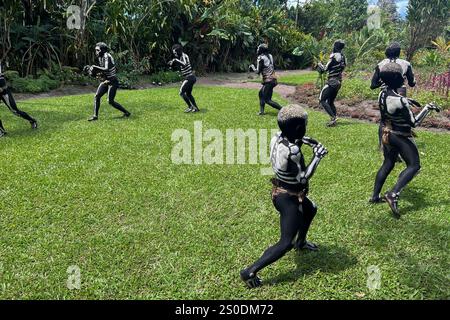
[21,0,33,25]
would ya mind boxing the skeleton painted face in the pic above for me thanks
[95,46,102,57]
[257,44,268,55]
[173,49,182,58]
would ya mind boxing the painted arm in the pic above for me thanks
[170,55,188,68]
[324,54,335,72]
[317,54,335,74]
[91,55,109,72]
[249,57,264,74]
[316,61,326,74]
[292,138,328,184]
[406,64,416,88]
[371,66,383,90]
[414,102,441,126]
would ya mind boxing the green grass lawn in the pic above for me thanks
[0,86,449,299]
[251,71,317,86]
[276,72,317,86]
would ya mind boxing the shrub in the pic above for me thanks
[338,73,449,110]
[410,88,449,110]
[3,70,20,80]
[117,71,182,89]
[339,77,379,100]
[7,74,60,93]
[148,71,182,84]
[422,50,446,69]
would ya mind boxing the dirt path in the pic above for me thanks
[14,69,307,101]
[197,69,307,99]
[13,70,449,132]
[290,83,450,132]
[198,79,296,99]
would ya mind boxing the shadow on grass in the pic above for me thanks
[399,188,450,217]
[110,114,138,120]
[264,245,358,286]
[367,211,449,298]
[259,111,278,117]
[370,221,450,299]
[333,121,359,127]
[0,109,82,138]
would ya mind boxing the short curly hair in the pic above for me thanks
[95,42,109,53]
[278,104,308,123]
[333,40,345,52]
[278,104,308,141]
[385,42,401,59]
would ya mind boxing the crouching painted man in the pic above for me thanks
[317,40,346,127]
[168,44,200,113]
[240,105,328,288]
[0,63,38,137]
[249,44,283,115]
[370,62,440,218]
[86,42,131,121]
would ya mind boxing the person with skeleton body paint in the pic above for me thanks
[0,63,38,137]
[249,44,283,115]
[371,42,416,97]
[370,62,440,218]
[86,42,131,121]
[371,42,417,151]
[240,105,328,288]
[317,40,346,127]
[168,44,200,113]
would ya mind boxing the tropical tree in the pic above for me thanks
[431,36,450,54]
[329,0,368,34]
[406,0,450,60]
[378,0,400,23]
[290,0,333,38]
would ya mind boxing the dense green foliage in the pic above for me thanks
[406,0,449,60]
[0,1,448,95]
[378,0,400,23]
[0,87,448,299]
[0,0,308,77]
[328,0,368,33]
[339,76,449,109]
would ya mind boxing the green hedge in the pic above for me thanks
[4,71,60,93]
[2,68,182,93]
[118,71,182,89]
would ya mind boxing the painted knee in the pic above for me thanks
[382,159,396,172]
[94,95,102,104]
[319,100,327,108]
[311,202,318,216]
[278,239,294,254]
[411,164,421,175]
[259,90,265,100]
